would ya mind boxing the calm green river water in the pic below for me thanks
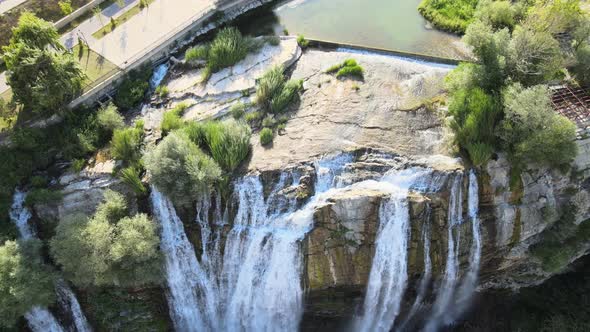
[273,0,469,59]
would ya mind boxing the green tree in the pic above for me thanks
[111,125,144,165]
[143,132,221,205]
[499,83,577,169]
[2,13,85,114]
[0,240,56,328]
[507,26,563,86]
[475,0,517,30]
[50,191,162,288]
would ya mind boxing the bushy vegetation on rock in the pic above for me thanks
[200,119,252,172]
[161,103,188,135]
[0,239,56,328]
[50,190,162,288]
[143,132,222,204]
[326,58,364,80]
[256,66,303,114]
[445,0,583,169]
[111,121,144,165]
[114,66,152,111]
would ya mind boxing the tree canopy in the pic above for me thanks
[50,190,162,288]
[0,239,56,328]
[2,13,85,114]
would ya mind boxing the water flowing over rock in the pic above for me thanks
[10,190,91,332]
[25,307,65,332]
[150,188,215,331]
[354,168,431,331]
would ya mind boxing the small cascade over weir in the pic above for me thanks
[10,190,91,332]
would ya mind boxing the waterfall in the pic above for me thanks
[55,281,93,332]
[398,206,432,331]
[150,188,218,331]
[152,154,353,332]
[450,170,482,319]
[10,190,91,332]
[423,170,482,331]
[10,189,34,239]
[25,307,64,332]
[150,63,170,88]
[424,173,464,332]
[353,168,433,332]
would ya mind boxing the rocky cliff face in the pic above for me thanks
[31,42,590,330]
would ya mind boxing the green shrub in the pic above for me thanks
[262,115,275,128]
[155,85,169,98]
[499,83,577,169]
[201,119,251,172]
[185,44,210,63]
[418,0,479,33]
[245,111,262,124]
[161,103,188,135]
[475,0,516,30]
[181,121,207,147]
[573,43,590,86]
[119,166,147,195]
[25,188,62,207]
[270,79,303,113]
[449,87,502,166]
[466,142,494,166]
[70,158,86,172]
[0,239,56,328]
[207,27,253,72]
[29,175,48,188]
[297,34,309,48]
[230,102,247,119]
[50,191,162,288]
[326,59,364,79]
[110,125,143,164]
[265,35,281,46]
[256,66,286,109]
[260,127,273,145]
[336,65,364,79]
[97,103,125,139]
[143,132,222,204]
[114,67,152,111]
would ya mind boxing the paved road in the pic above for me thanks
[0,0,27,15]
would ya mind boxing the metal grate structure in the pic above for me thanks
[551,85,590,138]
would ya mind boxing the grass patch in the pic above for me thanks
[326,59,364,80]
[260,127,273,145]
[256,66,303,114]
[72,43,120,92]
[418,0,479,34]
[91,0,156,39]
[161,103,188,135]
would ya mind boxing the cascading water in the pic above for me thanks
[55,281,93,332]
[152,154,353,332]
[150,188,218,331]
[398,206,432,331]
[10,190,91,332]
[423,170,482,331]
[151,153,482,332]
[25,307,65,332]
[424,173,464,332]
[150,63,170,89]
[449,170,482,319]
[353,168,432,332]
